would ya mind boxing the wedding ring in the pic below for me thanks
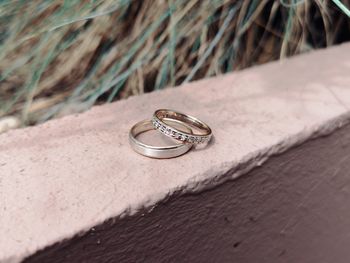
[129,118,193,159]
[152,109,212,144]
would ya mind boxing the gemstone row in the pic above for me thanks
[152,117,209,144]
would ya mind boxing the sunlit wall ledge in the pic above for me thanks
[1,43,350,263]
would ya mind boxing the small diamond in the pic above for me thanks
[171,131,177,137]
[177,134,184,140]
[166,128,172,135]
[188,136,195,143]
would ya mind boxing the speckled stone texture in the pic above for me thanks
[25,119,350,263]
[1,43,350,262]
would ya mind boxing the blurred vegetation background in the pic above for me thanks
[0,0,350,130]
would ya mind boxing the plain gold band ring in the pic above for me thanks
[129,118,193,159]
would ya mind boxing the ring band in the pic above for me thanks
[152,109,212,144]
[129,119,193,159]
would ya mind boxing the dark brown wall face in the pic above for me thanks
[25,124,350,263]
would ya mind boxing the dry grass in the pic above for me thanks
[0,0,350,127]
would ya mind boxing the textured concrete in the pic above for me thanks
[25,120,350,263]
[1,43,350,262]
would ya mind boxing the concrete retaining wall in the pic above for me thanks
[1,43,350,262]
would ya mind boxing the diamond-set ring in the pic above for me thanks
[152,109,212,144]
[129,109,212,159]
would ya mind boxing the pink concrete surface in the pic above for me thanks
[1,43,350,262]
[25,123,350,263]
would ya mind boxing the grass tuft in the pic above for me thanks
[0,0,350,126]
